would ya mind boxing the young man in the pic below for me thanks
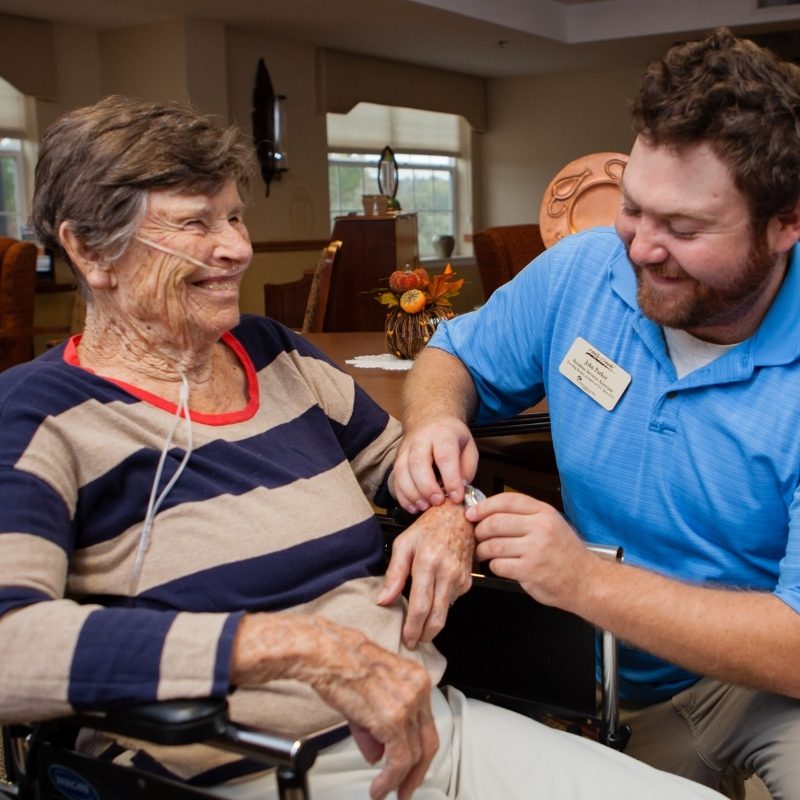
[394,28,800,799]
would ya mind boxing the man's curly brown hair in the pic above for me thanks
[631,27,800,233]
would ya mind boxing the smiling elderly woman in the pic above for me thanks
[0,96,724,800]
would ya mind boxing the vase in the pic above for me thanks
[385,305,455,359]
[432,234,455,259]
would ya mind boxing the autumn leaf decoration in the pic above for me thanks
[376,264,464,313]
[427,265,464,307]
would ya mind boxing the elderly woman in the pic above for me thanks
[0,96,723,800]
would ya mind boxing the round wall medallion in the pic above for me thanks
[538,151,628,248]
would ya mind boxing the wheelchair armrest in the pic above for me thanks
[70,699,350,773]
[69,698,229,746]
[213,720,350,773]
[18,700,350,800]
[468,412,551,438]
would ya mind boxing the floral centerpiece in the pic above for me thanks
[376,264,464,359]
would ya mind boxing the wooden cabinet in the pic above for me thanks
[326,214,418,331]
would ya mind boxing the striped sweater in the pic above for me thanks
[0,314,444,784]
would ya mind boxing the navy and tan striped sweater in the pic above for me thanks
[0,314,444,784]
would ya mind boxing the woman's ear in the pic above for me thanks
[58,221,116,289]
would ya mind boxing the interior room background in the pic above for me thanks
[0,14,647,349]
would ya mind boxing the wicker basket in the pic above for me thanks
[385,305,454,359]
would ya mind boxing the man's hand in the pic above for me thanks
[397,347,480,513]
[377,500,475,648]
[467,491,594,610]
[391,418,479,513]
[232,613,438,800]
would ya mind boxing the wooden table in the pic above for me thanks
[304,331,407,417]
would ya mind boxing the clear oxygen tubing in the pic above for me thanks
[134,235,248,279]
[127,369,194,598]
[126,234,244,599]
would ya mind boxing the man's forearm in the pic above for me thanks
[401,347,477,429]
[577,558,800,698]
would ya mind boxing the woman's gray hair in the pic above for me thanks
[31,95,256,288]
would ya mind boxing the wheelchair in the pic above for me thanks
[1,540,627,800]
[2,414,629,800]
[1,698,348,800]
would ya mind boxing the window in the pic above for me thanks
[327,103,472,260]
[0,138,25,238]
[0,76,32,241]
[328,152,456,258]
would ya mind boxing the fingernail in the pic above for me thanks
[449,490,461,502]
[465,507,476,521]
[376,588,390,604]
[430,492,443,505]
[415,500,429,512]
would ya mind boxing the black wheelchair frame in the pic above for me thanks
[2,413,630,800]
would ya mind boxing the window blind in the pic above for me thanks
[327,102,462,156]
[0,76,26,135]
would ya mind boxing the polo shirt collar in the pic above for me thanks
[609,242,800,368]
[750,245,800,365]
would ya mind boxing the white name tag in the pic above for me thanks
[559,337,631,411]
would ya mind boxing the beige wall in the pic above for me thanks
[1,12,654,325]
[100,19,190,104]
[479,65,643,229]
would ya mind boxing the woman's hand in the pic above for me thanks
[232,613,438,800]
[467,491,595,610]
[377,500,475,648]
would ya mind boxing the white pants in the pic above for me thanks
[210,687,725,799]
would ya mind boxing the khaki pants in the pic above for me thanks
[620,678,800,800]
[211,687,723,799]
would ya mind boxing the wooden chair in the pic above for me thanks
[0,237,37,371]
[472,224,546,299]
[264,241,342,333]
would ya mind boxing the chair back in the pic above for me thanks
[263,240,342,332]
[473,224,546,299]
[0,237,37,371]
[302,240,342,333]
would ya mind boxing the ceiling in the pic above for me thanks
[2,0,800,77]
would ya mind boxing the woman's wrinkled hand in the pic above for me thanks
[232,613,439,800]
[377,500,475,648]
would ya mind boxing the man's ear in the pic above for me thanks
[768,202,800,255]
[58,221,116,290]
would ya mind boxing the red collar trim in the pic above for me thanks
[63,331,260,425]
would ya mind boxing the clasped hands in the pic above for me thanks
[392,416,595,611]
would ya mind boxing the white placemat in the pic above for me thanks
[345,354,413,371]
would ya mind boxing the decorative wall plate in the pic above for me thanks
[538,152,629,248]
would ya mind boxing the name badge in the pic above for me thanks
[559,337,631,411]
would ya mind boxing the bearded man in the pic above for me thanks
[393,28,800,800]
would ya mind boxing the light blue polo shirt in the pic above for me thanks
[432,226,800,702]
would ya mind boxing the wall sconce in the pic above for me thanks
[252,58,288,196]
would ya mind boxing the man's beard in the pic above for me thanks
[630,235,777,331]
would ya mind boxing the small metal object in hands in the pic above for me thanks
[462,484,486,509]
